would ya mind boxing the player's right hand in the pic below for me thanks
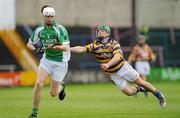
[34,47,44,54]
[48,44,54,49]
[48,42,62,49]
[100,63,109,71]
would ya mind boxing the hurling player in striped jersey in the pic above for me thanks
[70,25,166,108]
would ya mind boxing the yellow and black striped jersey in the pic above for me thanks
[84,38,125,75]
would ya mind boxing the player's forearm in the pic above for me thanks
[70,46,84,53]
[27,42,36,51]
[55,45,69,51]
[107,54,121,67]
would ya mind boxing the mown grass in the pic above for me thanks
[0,82,180,118]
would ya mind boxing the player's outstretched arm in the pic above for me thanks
[70,46,85,53]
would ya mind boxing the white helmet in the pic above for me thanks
[43,7,55,16]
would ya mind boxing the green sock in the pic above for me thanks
[32,108,38,115]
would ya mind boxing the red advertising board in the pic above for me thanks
[0,72,20,86]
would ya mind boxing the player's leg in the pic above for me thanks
[110,61,142,96]
[114,61,166,108]
[50,79,66,98]
[28,67,49,118]
[50,79,61,97]
[50,61,68,100]
[111,76,144,96]
[28,58,51,118]
[139,74,146,81]
[133,63,166,108]
[139,74,148,97]
[134,77,156,93]
[134,77,166,108]
[50,80,65,100]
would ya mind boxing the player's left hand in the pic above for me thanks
[100,63,110,71]
[34,47,45,54]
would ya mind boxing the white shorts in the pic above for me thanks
[135,61,150,76]
[110,61,139,91]
[39,57,68,82]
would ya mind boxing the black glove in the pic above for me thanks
[34,48,44,54]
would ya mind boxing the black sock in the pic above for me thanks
[135,86,141,92]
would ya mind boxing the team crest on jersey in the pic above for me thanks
[102,52,112,58]
[102,46,111,49]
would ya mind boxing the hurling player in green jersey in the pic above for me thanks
[27,6,70,118]
[70,25,166,109]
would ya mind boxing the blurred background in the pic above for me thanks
[1,0,180,86]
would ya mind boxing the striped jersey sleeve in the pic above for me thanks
[84,43,93,53]
[112,40,123,58]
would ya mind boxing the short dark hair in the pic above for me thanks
[41,5,51,13]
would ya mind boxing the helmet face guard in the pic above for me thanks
[96,25,111,39]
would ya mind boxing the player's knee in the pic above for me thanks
[125,92,134,96]
[35,80,44,87]
[123,89,135,96]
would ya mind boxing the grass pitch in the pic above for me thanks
[0,82,180,118]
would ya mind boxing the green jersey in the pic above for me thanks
[29,23,70,62]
